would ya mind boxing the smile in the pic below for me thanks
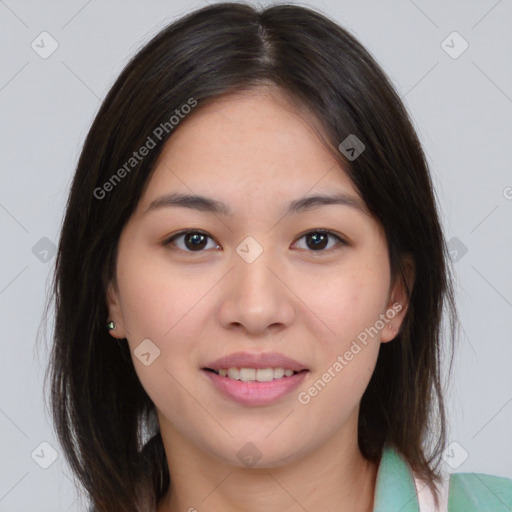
[208,367,300,382]
[202,368,309,406]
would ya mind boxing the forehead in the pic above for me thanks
[136,87,366,222]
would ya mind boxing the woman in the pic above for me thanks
[45,2,512,511]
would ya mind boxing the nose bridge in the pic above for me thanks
[234,233,282,300]
[217,233,294,333]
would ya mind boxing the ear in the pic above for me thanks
[381,253,415,343]
[105,279,128,339]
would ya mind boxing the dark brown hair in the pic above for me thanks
[42,2,459,510]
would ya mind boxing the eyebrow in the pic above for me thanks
[144,191,369,217]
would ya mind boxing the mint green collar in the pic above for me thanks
[373,444,420,512]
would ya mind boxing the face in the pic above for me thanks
[106,87,413,468]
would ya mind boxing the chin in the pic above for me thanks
[205,435,308,470]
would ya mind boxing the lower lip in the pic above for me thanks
[202,369,308,406]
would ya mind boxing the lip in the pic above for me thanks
[204,351,309,372]
[202,368,309,406]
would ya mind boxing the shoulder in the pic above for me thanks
[412,469,512,512]
[447,471,512,512]
[380,444,512,512]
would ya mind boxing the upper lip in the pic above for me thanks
[204,352,309,372]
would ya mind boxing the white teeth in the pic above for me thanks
[239,368,256,382]
[256,368,274,382]
[215,367,299,381]
[273,368,285,379]
[227,368,239,380]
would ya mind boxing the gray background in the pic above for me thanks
[0,0,511,510]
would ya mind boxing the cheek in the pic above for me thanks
[115,245,209,342]
[115,248,215,394]
[115,251,209,424]
[294,258,389,407]
[299,259,390,346]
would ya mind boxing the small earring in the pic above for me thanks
[107,320,117,330]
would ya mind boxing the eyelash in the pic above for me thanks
[161,229,347,255]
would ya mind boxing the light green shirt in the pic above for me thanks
[374,444,512,511]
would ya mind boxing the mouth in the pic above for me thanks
[201,366,310,406]
[202,367,308,382]
[201,352,310,405]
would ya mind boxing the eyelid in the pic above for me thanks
[162,228,348,253]
[294,228,348,247]
[162,229,220,253]
[292,229,347,255]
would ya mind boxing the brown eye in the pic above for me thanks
[293,230,346,252]
[163,230,220,252]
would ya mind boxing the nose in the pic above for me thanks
[217,243,295,337]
